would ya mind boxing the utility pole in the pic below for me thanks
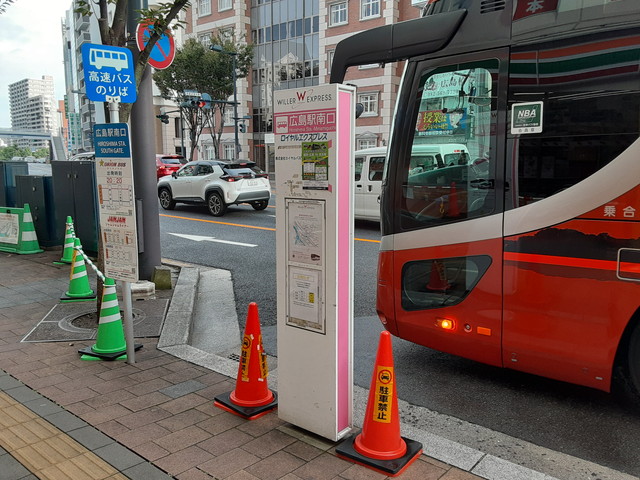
[128,0,162,280]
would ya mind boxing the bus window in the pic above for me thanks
[400,60,498,229]
[507,43,640,209]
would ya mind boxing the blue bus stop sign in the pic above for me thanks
[81,43,137,103]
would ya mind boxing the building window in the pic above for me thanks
[199,0,211,16]
[329,2,347,26]
[219,27,234,41]
[358,92,379,116]
[361,0,380,19]
[223,106,233,125]
[223,143,235,160]
[198,33,212,47]
[205,144,216,160]
[357,138,377,150]
[328,50,335,73]
[219,0,232,12]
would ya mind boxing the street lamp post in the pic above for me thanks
[210,44,239,160]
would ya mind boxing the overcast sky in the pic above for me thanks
[0,0,70,128]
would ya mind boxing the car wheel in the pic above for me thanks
[207,192,227,217]
[158,188,176,210]
[251,200,269,211]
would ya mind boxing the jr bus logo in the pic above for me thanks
[89,47,129,71]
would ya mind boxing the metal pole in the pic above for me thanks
[233,54,239,160]
[180,109,185,156]
[107,99,135,364]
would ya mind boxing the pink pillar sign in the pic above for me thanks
[275,84,355,441]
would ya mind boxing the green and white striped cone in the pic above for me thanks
[80,277,127,361]
[61,237,96,302]
[59,216,75,264]
[16,204,43,255]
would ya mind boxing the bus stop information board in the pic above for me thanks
[275,84,355,441]
[93,123,139,282]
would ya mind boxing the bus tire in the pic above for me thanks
[614,321,640,408]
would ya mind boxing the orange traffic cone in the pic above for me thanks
[426,259,450,292]
[336,331,422,476]
[214,302,277,420]
[448,182,460,217]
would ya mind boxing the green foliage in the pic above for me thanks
[153,35,253,159]
[33,148,49,158]
[153,35,253,104]
[0,146,33,161]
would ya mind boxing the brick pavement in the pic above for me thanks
[0,249,484,480]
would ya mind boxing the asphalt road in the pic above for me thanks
[158,201,640,479]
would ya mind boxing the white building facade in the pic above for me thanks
[8,76,59,150]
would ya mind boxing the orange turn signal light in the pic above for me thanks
[436,317,455,331]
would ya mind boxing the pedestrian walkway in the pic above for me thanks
[0,249,482,480]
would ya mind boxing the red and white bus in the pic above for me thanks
[331,0,640,402]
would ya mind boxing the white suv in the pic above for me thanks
[157,160,271,216]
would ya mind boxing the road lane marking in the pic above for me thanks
[160,213,381,243]
[168,232,257,247]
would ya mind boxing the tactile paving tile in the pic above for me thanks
[0,392,128,480]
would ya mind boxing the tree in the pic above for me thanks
[0,145,32,161]
[153,35,253,160]
[0,0,15,14]
[75,0,191,123]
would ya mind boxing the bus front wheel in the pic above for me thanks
[615,321,640,408]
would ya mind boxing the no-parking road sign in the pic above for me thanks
[136,19,176,70]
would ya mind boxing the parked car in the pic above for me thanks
[156,154,186,180]
[157,160,271,216]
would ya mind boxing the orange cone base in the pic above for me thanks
[336,434,422,477]
[60,293,97,303]
[78,343,142,361]
[214,391,278,420]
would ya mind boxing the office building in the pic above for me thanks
[8,76,59,150]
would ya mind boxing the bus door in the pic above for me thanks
[380,50,508,367]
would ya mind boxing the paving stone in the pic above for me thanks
[66,425,115,451]
[153,445,215,476]
[158,379,207,398]
[122,461,175,480]
[93,442,146,471]
[198,448,261,478]
[245,449,307,480]
[154,425,211,453]
[242,429,298,459]
[43,410,87,433]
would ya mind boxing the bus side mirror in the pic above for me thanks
[355,103,364,119]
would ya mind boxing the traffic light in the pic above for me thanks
[156,114,169,124]
[180,98,208,108]
[239,123,246,133]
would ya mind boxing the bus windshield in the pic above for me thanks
[401,60,497,229]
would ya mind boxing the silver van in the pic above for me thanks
[354,147,386,222]
[354,144,470,222]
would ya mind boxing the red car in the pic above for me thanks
[156,154,186,180]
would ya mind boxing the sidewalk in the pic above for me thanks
[0,248,482,480]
